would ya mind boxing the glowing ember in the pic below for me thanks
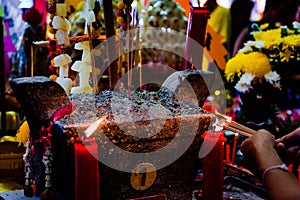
[84,114,107,137]
[212,111,231,131]
[212,118,226,132]
[213,110,255,137]
[215,110,232,122]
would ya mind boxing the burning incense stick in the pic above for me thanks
[126,29,131,99]
[222,124,253,138]
[135,27,143,90]
[227,120,257,135]
[214,111,256,137]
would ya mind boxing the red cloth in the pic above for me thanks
[74,141,100,200]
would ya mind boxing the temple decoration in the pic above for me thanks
[71,41,93,94]
[83,3,96,35]
[23,140,34,197]
[141,0,188,68]
[54,54,72,94]
[47,3,74,94]
[47,0,57,39]
[225,21,300,135]
[53,3,71,46]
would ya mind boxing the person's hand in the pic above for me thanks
[241,129,283,178]
[276,127,300,149]
[276,127,300,169]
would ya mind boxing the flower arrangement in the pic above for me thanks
[224,21,300,132]
[225,21,300,94]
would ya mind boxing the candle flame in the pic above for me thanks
[212,110,234,131]
[214,110,232,122]
[84,114,107,137]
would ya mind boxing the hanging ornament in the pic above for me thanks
[117,1,125,9]
[115,0,134,30]
[23,140,34,197]
[39,125,55,200]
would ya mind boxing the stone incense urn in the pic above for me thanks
[10,69,215,199]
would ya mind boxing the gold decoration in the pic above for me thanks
[130,163,157,191]
[16,121,30,147]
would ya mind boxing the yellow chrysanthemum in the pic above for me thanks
[260,23,269,30]
[225,53,245,82]
[280,49,293,62]
[282,35,300,47]
[253,28,280,41]
[286,29,295,35]
[252,29,282,48]
[242,52,271,78]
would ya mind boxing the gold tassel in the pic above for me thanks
[16,121,30,147]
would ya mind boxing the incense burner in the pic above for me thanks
[10,70,215,199]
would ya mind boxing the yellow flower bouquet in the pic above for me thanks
[225,22,300,130]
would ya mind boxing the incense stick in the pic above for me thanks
[229,121,257,135]
[86,24,98,93]
[118,27,123,79]
[214,112,256,137]
[223,125,253,138]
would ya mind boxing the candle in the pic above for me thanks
[74,139,99,200]
[183,6,210,70]
[225,144,230,163]
[231,133,239,164]
[202,131,226,200]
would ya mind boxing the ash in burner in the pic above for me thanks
[59,87,207,126]
[59,69,214,126]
